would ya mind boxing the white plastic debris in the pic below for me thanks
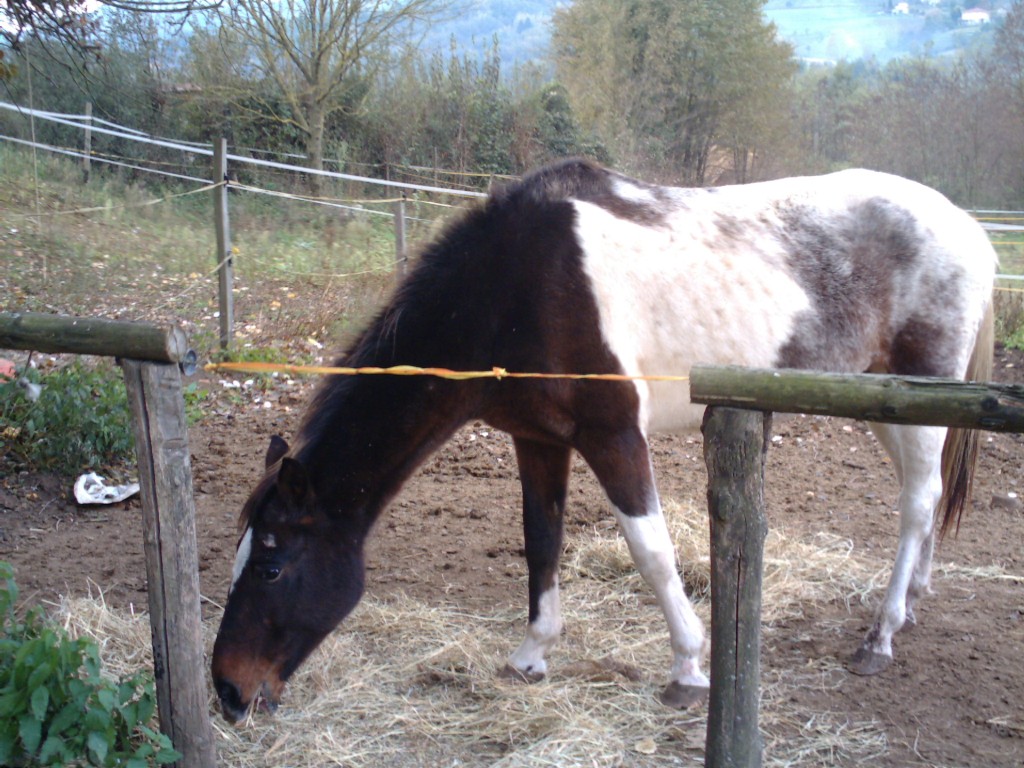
[17,379,42,402]
[74,472,141,505]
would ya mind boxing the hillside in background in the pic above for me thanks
[424,0,1010,67]
[763,0,1005,64]
[418,0,558,65]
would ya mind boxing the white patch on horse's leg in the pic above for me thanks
[853,425,944,673]
[869,420,937,622]
[613,507,709,699]
[905,530,936,628]
[230,527,253,596]
[507,580,561,679]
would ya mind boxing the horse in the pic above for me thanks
[211,158,995,723]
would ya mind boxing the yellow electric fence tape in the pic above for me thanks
[205,361,690,383]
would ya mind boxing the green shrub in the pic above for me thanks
[0,561,179,766]
[0,361,135,477]
[1005,324,1024,351]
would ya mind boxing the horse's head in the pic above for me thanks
[211,436,366,723]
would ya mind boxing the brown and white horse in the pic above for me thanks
[212,158,995,722]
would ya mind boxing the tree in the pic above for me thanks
[209,0,446,192]
[985,1,1024,204]
[2,0,99,52]
[553,0,793,184]
[1,9,191,156]
[791,61,873,171]
[1,0,214,67]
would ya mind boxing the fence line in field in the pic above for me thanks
[6,99,1024,345]
[0,100,488,199]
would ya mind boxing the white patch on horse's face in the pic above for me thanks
[573,194,810,434]
[230,527,253,596]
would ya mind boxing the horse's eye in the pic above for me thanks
[254,564,282,583]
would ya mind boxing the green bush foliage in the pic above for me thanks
[0,561,179,766]
[0,361,135,477]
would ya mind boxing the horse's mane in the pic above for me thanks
[489,157,614,206]
[336,159,618,366]
[490,157,667,225]
[235,157,638,535]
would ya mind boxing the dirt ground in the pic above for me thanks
[3,317,1024,766]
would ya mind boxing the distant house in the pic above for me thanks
[892,2,909,14]
[961,8,991,24]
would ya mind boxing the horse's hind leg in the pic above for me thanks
[576,427,709,709]
[503,437,573,681]
[850,423,945,675]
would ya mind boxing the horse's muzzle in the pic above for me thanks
[215,676,281,724]
[215,678,249,724]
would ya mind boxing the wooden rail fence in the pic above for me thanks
[691,363,1024,768]
[6,316,1023,768]
[0,311,216,768]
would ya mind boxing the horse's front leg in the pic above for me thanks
[503,437,573,681]
[578,427,709,709]
[850,424,945,675]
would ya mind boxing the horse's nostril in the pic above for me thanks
[215,678,247,723]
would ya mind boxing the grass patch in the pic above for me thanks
[0,143,444,357]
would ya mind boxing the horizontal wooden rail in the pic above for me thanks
[0,310,212,767]
[690,365,1024,432]
[0,312,189,363]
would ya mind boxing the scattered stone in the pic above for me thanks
[991,493,1022,512]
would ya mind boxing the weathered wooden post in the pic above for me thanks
[213,137,234,351]
[121,359,216,768]
[83,101,92,183]
[688,363,1024,766]
[0,312,216,768]
[702,406,770,768]
[394,193,407,276]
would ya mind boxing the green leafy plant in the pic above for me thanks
[1004,324,1024,351]
[0,361,135,477]
[180,381,210,425]
[0,561,180,766]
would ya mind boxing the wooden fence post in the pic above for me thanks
[702,406,771,768]
[213,137,234,351]
[83,101,92,183]
[394,194,407,276]
[121,359,216,768]
[0,312,213,765]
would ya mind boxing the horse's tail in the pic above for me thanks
[937,299,995,539]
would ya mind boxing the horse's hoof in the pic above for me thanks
[659,681,709,709]
[498,664,544,683]
[847,646,893,676]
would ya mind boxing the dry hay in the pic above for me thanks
[57,498,909,767]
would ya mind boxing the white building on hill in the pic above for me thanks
[961,8,991,25]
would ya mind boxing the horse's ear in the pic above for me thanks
[266,435,289,469]
[276,457,310,508]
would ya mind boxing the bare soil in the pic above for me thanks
[3,284,1024,766]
